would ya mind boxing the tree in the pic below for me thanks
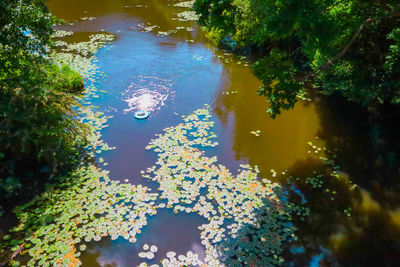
[0,0,86,200]
[194,0,400,116]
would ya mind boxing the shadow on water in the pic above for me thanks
[316,96,400,209]
[211,59,400,265]
[222,94,400,266]
[222,128,400,267]
[309,95,400,266]
[217,195,296,266]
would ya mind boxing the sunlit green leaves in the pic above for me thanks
[194,0,400,115]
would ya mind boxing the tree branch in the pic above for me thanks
[308,18,370,78]
[0,244,25,267]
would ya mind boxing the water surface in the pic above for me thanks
[46,0,400,266]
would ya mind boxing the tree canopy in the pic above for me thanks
[194,0,400,116]
[0,0,86,201]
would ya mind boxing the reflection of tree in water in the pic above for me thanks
[48,0,203,42]
[221,95,400,266]
[316,96,400,207]
[306,95,400,266]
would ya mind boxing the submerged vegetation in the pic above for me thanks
[193,0,400,116]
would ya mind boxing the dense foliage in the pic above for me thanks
[194,0,400,116]
[0,0,86,202]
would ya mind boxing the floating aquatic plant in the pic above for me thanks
[157,30,178,36]
[80,16,96,21]
[56,33,115,57]
[9,165,158,266]
[52,30,73,38]
[250,129,261,137]
[174,1,195,8]
[174,11,199,21]
[142,25,160,32]
[143,106,307,265]
[0,30,157,267]
[160,250,203,266]
[215,53,250,66]
[52,31,118,157]
[222,90,238,95]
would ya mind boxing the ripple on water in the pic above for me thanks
[123,76,174,114]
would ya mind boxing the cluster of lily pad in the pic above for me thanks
[285,138,358,214]
[173,11,199,21]
[52,30,74,38]
[221,90,238,95]
[134,22,194,37]
[140,24,160,32]
[305,174,325,189]
[0,30,161,266]
[138,244,158,260]
[51,31,118,157]
[307,140,357,191]
[52,32,114,90]
[215,53,250,66]
[8,165,158,266]
[250,130,261,137]
[159,250,204,266]
[173,1,195,8]
[142,106,307,265]
[80,16,96,21]
[56,33,114,58]
[157,30,179,37]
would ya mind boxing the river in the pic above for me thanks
[40,0,400,266]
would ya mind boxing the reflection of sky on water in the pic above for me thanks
[83,209,206,266]
[123,76,173,113]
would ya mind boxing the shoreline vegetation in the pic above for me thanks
[193,0,400,117]
[0,0,399,266]
[0,0,117,264]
